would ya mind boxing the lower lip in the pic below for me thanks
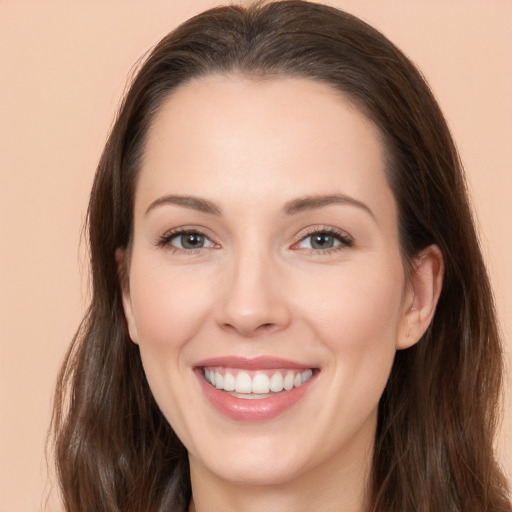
[195,369,317,422]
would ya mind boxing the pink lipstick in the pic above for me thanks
[194,356,318,422]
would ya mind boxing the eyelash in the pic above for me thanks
[293,226,353,254]
[157,228,216,254]
[157,226,353,254]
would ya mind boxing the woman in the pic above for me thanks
[50,1,511,511]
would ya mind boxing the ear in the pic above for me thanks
[115,248,139,344]
[397,244,444,350]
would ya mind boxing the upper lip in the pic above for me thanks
[194,356,316,371]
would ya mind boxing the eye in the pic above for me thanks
[294,228,353,252]
[159,229,216,250]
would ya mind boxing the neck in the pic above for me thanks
[188,427,373,512]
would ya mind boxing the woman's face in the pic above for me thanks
[121,76,419,487]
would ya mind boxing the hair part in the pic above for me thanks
[50,2,511,511]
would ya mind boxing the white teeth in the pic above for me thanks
[223,372,236,392]
[205,368,215,385]
[235,372,252,393]
[269,372,284,392]
[252,374,270,394]
[301,369,313,383]
[205,367,314,395]
[283,373,295,391]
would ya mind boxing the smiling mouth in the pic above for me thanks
[202,367,315,399]
[194,357,320,421]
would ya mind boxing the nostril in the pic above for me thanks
[220,321,280,338]
[253,322,284,336]
[215,291,292,337]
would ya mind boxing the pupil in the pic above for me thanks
[312,233,334,249]
[182,233,204,249]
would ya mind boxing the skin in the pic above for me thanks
[119,76,443,512]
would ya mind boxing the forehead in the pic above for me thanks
[136,75,396,227]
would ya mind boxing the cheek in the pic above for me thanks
[301,261,405,348]
[129,260,213,351]
[294,257,406,416]
[301,261,405,436]
[126,259,213,437]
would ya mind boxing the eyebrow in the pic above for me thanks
[282,194,375,219]
[145,195,222,216]
[144,193,375,220]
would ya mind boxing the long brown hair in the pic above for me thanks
[50,2,511,511]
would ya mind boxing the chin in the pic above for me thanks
[203,453,305,487]
[188,433,311,487]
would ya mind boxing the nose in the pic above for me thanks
[215,247,292,338]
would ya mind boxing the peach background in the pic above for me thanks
[1,1,510,510]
